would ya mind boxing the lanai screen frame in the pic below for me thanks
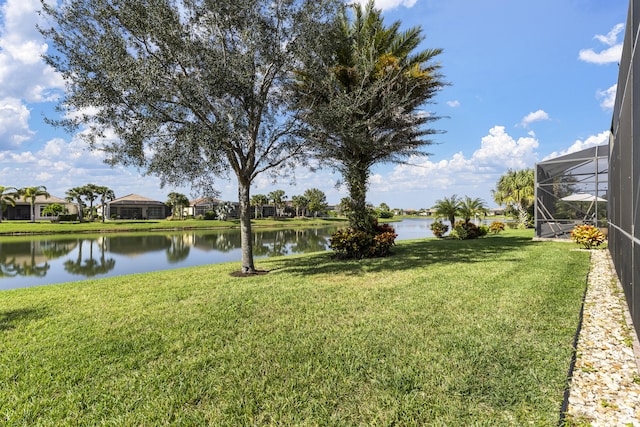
[534,144,609,239]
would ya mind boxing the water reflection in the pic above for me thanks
[63,239,116,277]
[0,219,442,290]
[0,239,78,279]
[0,226,339,289]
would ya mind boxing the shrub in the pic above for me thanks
[570,225,606,249]
[430,220,449,238]
[377,210,394,219]
[58,214,78,222]
[330,222,397,259]
[489,221,506,234]
[451,221,484,240]
[204,210,216,220]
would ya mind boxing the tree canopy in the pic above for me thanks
[292,0,446,233]
[493,168,534,228]
[17,186,50,223]
[432,194,460,229]
[0,186,17,223]
[40,0,339,273]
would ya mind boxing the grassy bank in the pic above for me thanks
[0,217,346,235]
[0,230,589,425]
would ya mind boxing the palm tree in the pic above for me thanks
[17,186,51,223]
[95,186,116,222]
[0,186,17,223]
[493,168,535,229]
[292,0,445,233]
[291,195,309,217]
[432,195,461,229]
[458,196,488,225]
[250,194,269,219]
[268,190,286,218]
[81,184,100,221]
[66,186,86,223]
[166,192,190,220]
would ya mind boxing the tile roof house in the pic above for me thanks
[187,198,239,219]
[3,195,78,221]
[100,194,170,220]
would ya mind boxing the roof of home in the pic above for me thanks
[15,194,69,204]
[108,194,166,205]
[189,197,221,206]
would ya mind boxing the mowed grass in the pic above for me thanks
[0,230,589,426]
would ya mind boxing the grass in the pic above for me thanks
[0,229,590,425]
[0,217,346,235]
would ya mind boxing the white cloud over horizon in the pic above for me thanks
[597,84,617,110]
[542,130,610,161]
[579,23,624,64]
[519,110,550,128]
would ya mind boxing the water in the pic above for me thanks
[0,218,441,290]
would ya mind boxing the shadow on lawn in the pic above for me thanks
[0,307,47,331]
[276,234,539,277]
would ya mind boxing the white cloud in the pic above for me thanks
[0,97,34,148]
[0,0,64,102]
[597,84,617,110]
[519,109,550,127]
[594,23,625,47]
[447,100,460,108]
[384,126,539,195]
[543,131,610,160]
[579,23,624,65]
[352,0,418,11]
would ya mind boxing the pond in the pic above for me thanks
[0,218,446,290]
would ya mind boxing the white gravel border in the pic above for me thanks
[565,249,640,426]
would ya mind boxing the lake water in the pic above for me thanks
[0,218,446,290]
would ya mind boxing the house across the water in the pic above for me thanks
[99,194,171,220]
[3,195,77,221]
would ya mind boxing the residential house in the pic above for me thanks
[187,198,240,219]
[3,195,77,221]
[100,194,170,220]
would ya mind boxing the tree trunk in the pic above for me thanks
[238,181,256,273]
[346,163,373,232]
[517,204,528,229]
[30,201,36,223]
[77,202,84,223]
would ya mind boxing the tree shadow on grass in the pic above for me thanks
[274,234,540,277]
[0,307,47,331]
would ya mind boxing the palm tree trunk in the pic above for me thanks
[517,204,528,229]
[346,163,373,232]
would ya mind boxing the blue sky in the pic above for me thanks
[0,0,627,209]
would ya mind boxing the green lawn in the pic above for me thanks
[0,217,346,235]
[0,230,589,426]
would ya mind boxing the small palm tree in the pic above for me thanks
[17,186,51,223]
[291,195,309,217]
[95,186,116,222]
[268,190,286,218]
[166,192,190,220]
[459,196,488,225]
[66,186,86,223]
[432,195,461,229]
[81,183,100,221]
[493,169,534,228]
[0,186,17,223]
[250,194,269,219]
